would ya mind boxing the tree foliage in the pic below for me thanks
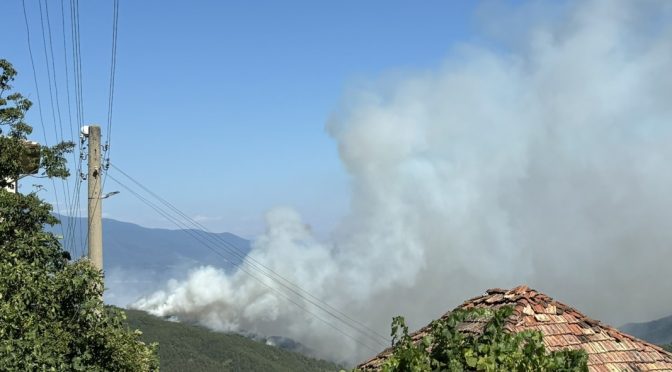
[125,309,342,372]
[374,307,588,372]
[0,59,159,370]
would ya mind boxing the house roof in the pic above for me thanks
[358,285,672,371]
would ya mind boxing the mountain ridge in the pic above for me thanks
[621,313,672,345]
[50,215,251,307]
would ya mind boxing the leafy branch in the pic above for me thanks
[360,306,588,372]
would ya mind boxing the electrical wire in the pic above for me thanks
[41,0,76,249]
[71,0,84,128]
[60,0,76,164]
[22,0,65,241]
[97,0,120,245]
[105,173,385,354]
[109,163,390,345]
[40,0,66,144]
[22,0,390,351]
[59,0,79,256]
[103,0,119,172]
[70,0,86,253]
[108,163,390,347]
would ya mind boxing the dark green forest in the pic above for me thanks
[124,309,341,372]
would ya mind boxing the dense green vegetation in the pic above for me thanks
[125,309,341,372]
[0,59,158,371]
[373,307,587,372]
[663,344,672,353]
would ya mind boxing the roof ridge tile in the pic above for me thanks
[357,286,672,371]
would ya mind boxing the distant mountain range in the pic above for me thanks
[125,309,341,371]
[51,215,251,306]
[621,314,672,346]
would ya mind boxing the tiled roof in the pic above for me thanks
[358,285,672,371]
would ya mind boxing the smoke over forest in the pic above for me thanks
[133,0,672,364]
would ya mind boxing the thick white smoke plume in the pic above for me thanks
[134,0,672,364]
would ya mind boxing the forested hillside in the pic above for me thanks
[621,314,672,345]
[124,310,341,371]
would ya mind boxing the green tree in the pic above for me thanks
[373,307,587,372]
[0,59,159,371]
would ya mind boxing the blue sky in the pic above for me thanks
[2,1,483,237]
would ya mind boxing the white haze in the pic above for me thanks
[133,0,672,364]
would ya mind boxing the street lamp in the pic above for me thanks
[89,191,120,200]
[101,191,120,199]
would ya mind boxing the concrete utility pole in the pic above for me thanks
[84,125,103,272]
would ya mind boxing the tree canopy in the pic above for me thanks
[371,307,588,372]
[0,59,158,371]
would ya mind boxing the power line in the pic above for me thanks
[59,0,81,257]
[65,157,85,257]
[98,0,120,242]
[60,0,76,160]
[108,164,390,348]
[71,0,84,128]
[110,163,390,345]
[22,0,64,241]
[23,0,388,351]
[65,142,85,258]
[103,0,119,173]
[105,173,384,354]
[40,0,66,144]
[21,1,48,151]
[69,0,86,253]
[41,0,75,248]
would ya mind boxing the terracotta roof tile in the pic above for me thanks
[357,286,672,371]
